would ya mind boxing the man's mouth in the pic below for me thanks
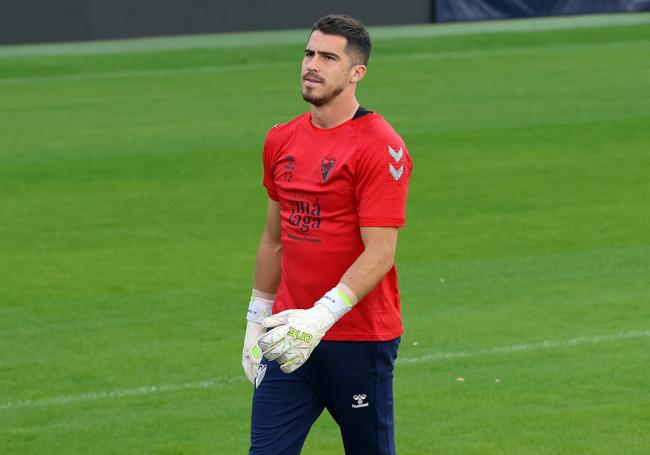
[303,75,323,86]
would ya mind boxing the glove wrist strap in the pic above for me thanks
[247,294,274,323]
[317,287,354,321]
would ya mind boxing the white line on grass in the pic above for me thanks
[0,378,238,411]
[1,329,648,411]
[398,329,650,364]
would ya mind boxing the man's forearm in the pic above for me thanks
[253,231,282,294]
[339,248,394,303]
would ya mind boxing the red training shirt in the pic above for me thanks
[262,110,412,341]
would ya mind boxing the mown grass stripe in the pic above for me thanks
[0,39,644,85]
[2,329,647,411]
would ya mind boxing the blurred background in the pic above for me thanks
[2,0,650,45]
[1,2,649,454]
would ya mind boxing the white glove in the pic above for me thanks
[258,287,352,374]
[242,295,273,386]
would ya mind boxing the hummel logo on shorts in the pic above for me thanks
[352,394,369,408]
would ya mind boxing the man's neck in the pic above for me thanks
[310,95,360,129]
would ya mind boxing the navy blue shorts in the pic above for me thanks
[249,337,400,455]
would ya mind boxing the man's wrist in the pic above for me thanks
[334,282,358,306]
[316,285,357,321]
[247,290,275,324]
[252,289,277,301]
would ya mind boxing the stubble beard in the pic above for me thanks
[302,82,346,107]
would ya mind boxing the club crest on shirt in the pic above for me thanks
[321,158,336,182]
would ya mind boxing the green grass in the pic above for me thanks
[1,13,649,454]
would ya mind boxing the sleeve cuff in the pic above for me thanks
[358,216,405,227]
[263,184,278,201]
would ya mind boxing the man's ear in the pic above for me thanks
[350,64,367,83]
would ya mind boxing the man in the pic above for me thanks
[242,14,412,455]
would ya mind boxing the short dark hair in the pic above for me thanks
[311,14,371,66]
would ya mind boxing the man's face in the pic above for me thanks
[301,30,355,107]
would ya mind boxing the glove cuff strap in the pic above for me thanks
[247,295,274,323]
[317,287,354,321]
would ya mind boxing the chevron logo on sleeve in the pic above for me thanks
[388,145,404,181]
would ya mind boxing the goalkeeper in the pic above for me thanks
[242,14,412,455]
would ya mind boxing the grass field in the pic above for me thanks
[1,13,650,454]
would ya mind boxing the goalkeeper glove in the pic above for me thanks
[242,293,274,386]
[258,287,353,374]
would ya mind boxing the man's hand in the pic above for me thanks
[242,296,274,385]
[258,287,353,373]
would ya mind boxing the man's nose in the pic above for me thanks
[306,58,320,73]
